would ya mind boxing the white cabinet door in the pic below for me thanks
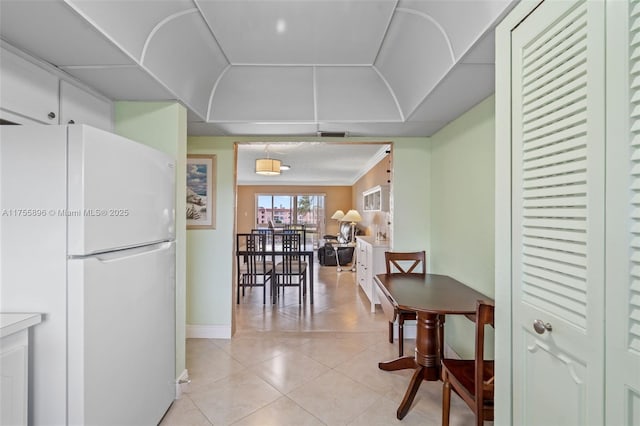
[510,1,605,424]
[0,46,58,124]
[60,80,113,131]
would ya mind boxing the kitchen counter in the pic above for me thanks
[1,313,42,337]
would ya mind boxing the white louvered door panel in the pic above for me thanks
[606,1,640,424]
[511,0,605,424]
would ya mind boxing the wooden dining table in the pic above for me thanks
[374,273,492,420]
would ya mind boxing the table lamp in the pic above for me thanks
[330,210,344,236]
[331,210,345,221]
[342,209,362,242]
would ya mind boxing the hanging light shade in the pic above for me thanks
[255,158,282,175]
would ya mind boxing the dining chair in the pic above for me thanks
[236,233,272,304]
[273,232,307,304]
[441,300,495,426]
[251,228,274,248]
[283,224,307,250]
[384,251,428,357]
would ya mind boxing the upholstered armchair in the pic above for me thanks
[317,222,358,266]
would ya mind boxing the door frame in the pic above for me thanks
[495,1,545,424]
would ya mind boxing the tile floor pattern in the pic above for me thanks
[160,260,479,425]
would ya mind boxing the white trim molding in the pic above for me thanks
[186,324,232,339]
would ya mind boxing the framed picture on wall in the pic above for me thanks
[186,154,216,229]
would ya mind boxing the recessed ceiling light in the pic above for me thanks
[276,18,286,34]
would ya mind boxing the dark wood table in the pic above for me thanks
[374,273,491,419]
[236,248,315,304]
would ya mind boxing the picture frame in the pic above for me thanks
[186,154,216,229]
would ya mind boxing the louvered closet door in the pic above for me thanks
[511,1,605,424]
[606,1,640,424]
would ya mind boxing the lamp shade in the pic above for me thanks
[342,209,362,223]
[255,158,281,175]
[331,210,345,220]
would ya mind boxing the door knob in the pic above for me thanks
[47,111,56,120]
[533,319,552,334]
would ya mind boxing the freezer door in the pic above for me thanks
[67,241,176,426]
[67,125,175,255]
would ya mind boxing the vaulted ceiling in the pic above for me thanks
[0,0,516,138]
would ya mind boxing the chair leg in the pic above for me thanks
[398,316,405,357]
[442,375,451,426]
[389,321,394,343]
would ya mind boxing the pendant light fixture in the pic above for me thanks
[255,144,281,176]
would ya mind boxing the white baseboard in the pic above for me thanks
[186,324,231,339]
[175,369,189,399]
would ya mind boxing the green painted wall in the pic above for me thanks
[185,136,429,332]
[114,101,188,379]
[186,138,235,330]
[391,138,430,252]
[429,95,496,358]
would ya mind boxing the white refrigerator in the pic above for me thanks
[0,125,176,425]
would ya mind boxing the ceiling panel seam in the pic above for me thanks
[371,0,400,65]
[193,0,232,65]
[228,63,373,67]
[206,64,231,120]
[313,66,319,124]
[372,66,405,121]
[395,7,456,63]
[140,8,198,64]
[210,119,403,124]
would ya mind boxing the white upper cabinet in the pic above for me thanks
[0,45,113,130]
[60,81,113,132]
[0,47,59,124]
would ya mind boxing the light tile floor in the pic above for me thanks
[160,261,477,425]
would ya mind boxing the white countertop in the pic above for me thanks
[1,313,42,338]
[356,235,390,248]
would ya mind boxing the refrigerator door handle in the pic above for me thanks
[69,241,174,262]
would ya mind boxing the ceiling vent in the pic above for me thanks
[317,131,347,137]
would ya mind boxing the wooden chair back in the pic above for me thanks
[442,299,495,426]
[385,251,426,275]
[384,251,427,356]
